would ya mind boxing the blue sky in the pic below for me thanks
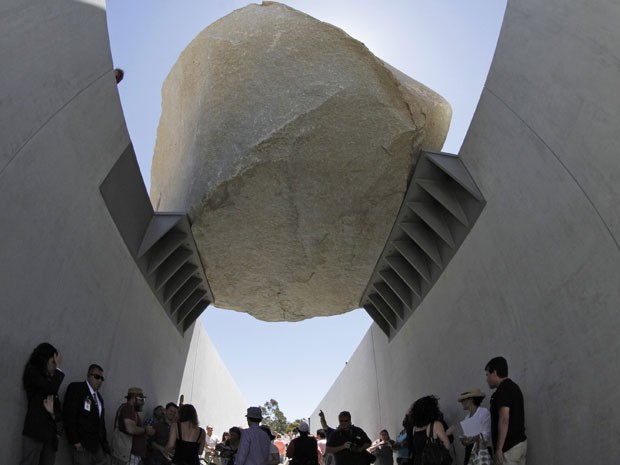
[106,0,505,425]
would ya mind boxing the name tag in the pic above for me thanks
[84,397,91,412]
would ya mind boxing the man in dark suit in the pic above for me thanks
[63,364,110,465]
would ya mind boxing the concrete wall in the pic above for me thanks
[0,1,245,463]
[311,0,620,463]
[179,322,248,435]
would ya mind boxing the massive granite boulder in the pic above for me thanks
[151,2,451,321]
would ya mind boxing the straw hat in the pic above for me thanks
[457,388,486,402]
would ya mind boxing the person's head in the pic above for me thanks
[338,411,352,431]
[297,422,310,436]
[222,431,230,442]
[126,387,146,411]
[153,405,165,420]
[178,404,199,426]
[229,426,242,443]
[114,68,124,83]
[316,429,326,439]
[410,396,443,428]
[245,406,263,425]
[165,402,178,423]
[457,388,486,411]
[207,425,214,436]
[86,364,105,392]
[379,430,390,442]
[402,411,414,430]
[26,342,59,376]
[485,356,508,388]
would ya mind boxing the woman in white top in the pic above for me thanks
[451,388,491,465]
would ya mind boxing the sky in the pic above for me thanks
[106,0,506,425]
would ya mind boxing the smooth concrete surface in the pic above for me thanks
[311,1,620,464]
[178,322,248,434]
[0,2,245,463]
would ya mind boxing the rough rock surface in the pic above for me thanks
[151,2,451,321]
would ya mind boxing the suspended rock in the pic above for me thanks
[151,2,451,321]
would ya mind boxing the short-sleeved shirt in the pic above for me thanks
[326,426,371,465]
[119,403,148,457]
[490,378,526,452]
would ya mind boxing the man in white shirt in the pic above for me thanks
[204,425,221,464]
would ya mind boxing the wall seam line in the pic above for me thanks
[485,86,620,253]
[0,68,114,179]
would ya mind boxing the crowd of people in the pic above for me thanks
[17,343,526,465]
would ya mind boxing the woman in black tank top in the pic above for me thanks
[408,396,451,465]
[166,404,206,465]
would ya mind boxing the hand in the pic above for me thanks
[179,394,184,406]
[53,352,62,369]
[146,425,155,436]
[74,443,84,451]
[43,395,55,415]
[319,410,325,419]
[343,442,352,451]
[495,452,504,465]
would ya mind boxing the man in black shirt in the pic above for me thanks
[485,357,527,465]
[326,411,372,465]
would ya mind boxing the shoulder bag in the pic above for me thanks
[110,405,133,463]
[420,423,452,465]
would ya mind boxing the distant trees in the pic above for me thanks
[261,399,289,434]
[261,399,309,434]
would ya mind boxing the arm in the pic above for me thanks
[198,428,206,456]
[235,428,250,465]
[480,408,492,447]
[124,415,153,436]
[351,440,371,453]
[326,442,351,455]
[367,440,380,453]
[495,407,510,465]
[62,383,81,449]
[165,422,178,459]
[351,429,371,453]
[432,422,451,450]
[23,364,65,396]
[319,410,330,431]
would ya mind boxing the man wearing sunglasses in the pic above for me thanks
[63,364,110,465]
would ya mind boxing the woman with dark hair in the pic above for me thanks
[166,404,206,465]
[409,396,451,465]
[20,342,64,465]
[217,427,242,465]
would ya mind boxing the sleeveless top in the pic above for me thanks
[172,423,205,465]
[411,428,430,465]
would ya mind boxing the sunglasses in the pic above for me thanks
[89,373,105,381]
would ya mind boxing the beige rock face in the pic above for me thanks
[151,2,451,321]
